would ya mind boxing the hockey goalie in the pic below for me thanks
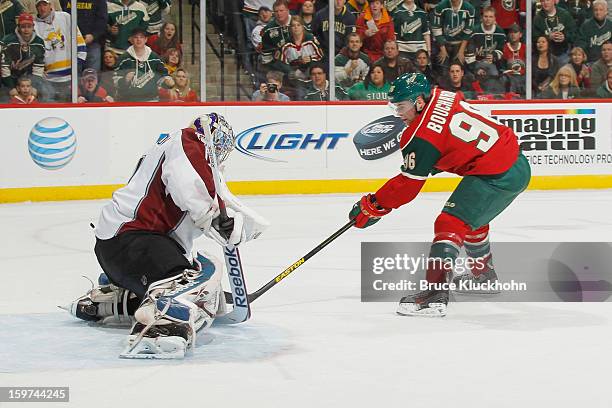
[63,113,269,359]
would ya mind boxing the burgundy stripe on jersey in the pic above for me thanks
[181,128,216,199]
[118,153,185,235]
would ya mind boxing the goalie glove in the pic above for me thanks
[208,211,246,247]
[349,194,391,228]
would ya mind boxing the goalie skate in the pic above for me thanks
[120,323,189,360]
[396,290,449,317]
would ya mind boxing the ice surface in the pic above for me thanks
[1,191,611,407]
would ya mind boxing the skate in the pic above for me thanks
[61,273,136,325]
[397,289,449,317]
[452,268,501,294]
[120,322,190,360]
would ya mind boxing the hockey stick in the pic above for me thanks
[225,218,356,304]
[201,118,251,324]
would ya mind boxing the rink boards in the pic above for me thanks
[1,100,611,202]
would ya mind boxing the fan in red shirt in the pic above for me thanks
[356,0,395,62]
[10,76,38,104]
[349,72,531,316]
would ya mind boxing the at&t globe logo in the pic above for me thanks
[28,117,77,170]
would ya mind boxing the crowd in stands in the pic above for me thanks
[0,0,198,104]
[241,0,612,101]
[1,0,610,103]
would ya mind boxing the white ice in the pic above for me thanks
[1,190,611,408]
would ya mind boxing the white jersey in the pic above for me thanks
[95,128,217,257]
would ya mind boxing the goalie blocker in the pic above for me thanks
[64,113,268,359]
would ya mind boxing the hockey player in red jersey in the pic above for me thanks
[64,113,269,358]
[349,72,531,316]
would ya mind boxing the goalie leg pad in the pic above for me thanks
[120,257,224,359]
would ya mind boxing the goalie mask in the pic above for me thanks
[191,113,236,163]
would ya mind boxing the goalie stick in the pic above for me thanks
[224,219,356,304]
[201,117,251,324]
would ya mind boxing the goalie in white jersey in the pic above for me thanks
[64,113,269,359]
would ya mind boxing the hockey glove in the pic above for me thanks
[208,211,246,247]
[349,194,391,228]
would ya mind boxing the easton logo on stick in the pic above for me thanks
[275,258,305,282]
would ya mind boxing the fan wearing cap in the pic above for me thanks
[77,68,113,102]
[0,13,45,93]
[501,23,526,96]
[114,26,172,101]
[106,0,149,56]
[34,0,87,101]
[348,73,531,316]
[0,0,24,38]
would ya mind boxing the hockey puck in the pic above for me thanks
[352,115,406,160]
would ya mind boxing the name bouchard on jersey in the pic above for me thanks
[425,90,456,133]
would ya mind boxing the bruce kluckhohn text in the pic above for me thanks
[372,279,528,292]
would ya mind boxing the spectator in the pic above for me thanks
[288,0,306,13]
[490,0,520,30]
[595,67,612,97]
[540,64,581,99]
[251,6,273,50]
[393,0,431,61]
[77,67,113,102]
[99,49,118,98]
[346,0,368,18]
[300,0,316,31]
[347,64,390,99]
[252,69,291,101]
[60,0,107,70]
[280,15,324,79]
[261,0,293,71]
[560,0,592,27]
[575,0,612,64]
[589,41,612,93]
[472,61,507,98]
[162,47,181,75]
[20,0,61,15]
[431,0,475,69]
[414,49,439,85]
[356,0,395,62]
[312,0,356,64]
[438,62,483,99]
[34,0,87,102]
[10,75,38,103]
[373,40,414,83]
[334,31,370,89]
[159,68,198,102]
[140,0,170,35]
[466,6,506,75]
[0,0,24,39]
[300,62,349,99]
[243,1,275,48]
[106,0,149,56]
[114,27,171,101]
[1,13,45,95]
[533,0,576,65]
[147,22,182,58]
[532,36,559,96]
[568,46,591,91]
[502,23,526,96]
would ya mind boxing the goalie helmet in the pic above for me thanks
[190,113,236,163]
[388,72,432,106]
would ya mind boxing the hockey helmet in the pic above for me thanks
[191,113,236,163]
[388,72,432,114]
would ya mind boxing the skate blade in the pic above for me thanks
[119,336,187,360]
[396,302,447,317]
